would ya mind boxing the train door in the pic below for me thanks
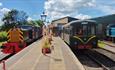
[28,29,33,39]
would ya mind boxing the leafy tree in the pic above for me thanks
[2,9,18,25]
[16,11,28,25]
[1,9,28,30]
[27,20,34,26]
[35,20,44,27]
[27,20,44,27]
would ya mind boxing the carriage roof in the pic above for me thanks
[63,20,96,28]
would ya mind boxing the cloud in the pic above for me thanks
[44,0,115,20]
[27,17,33,21]
[96,5,115,14]
[0,2,2,6]
[0,8,10,26]
[0,8,10,14]
[44,0,95,20]
[93,0,115,15]
[0,20,4,26]
[76,14,91,20]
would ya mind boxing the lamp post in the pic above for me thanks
[41,12,47,25]
[41,11,48,36]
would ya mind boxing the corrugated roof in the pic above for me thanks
[52,16,78,22]
[91,14,115,24]
[63,19,96,27]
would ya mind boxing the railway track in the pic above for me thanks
[0,52,14,63]
[75,50,102,70]
[74,49,115,70]
[93,48,115,62]
[84,49,115,70]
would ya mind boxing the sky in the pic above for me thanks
[44,0,115,20]
[0,0,115,25]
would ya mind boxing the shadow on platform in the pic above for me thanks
[44,54,62,62]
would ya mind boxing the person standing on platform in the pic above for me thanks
[42,35,51,55]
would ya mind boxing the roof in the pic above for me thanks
[52,16,78,22]
[63,19,96,27]
[91,14,115,24]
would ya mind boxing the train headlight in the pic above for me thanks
[74,42,77,45]
[93,42,96,44]
[84,38,87,41]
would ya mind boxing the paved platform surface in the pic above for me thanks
[0,37,85,70]
[98,41,115,53]
[103,41,115,47]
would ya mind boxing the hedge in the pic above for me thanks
[0,31,7,42]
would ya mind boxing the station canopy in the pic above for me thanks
[91,14,115,24]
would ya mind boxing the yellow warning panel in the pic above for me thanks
[7,28,24,43]
[98,41,106,48]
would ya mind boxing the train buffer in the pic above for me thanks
[0,37,85,70]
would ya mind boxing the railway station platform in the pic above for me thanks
[103,41,115,47]
[0,37,85,70]
[98,41,115,53]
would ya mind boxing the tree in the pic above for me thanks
[2,9,28,30]
[16,11,28,25]
[2,9,18,25]
[27,20,44,27]
[35,20,44,27]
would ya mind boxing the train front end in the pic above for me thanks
[70,20,98,49]
[71,35,97,49]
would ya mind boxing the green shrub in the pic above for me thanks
[0,31,7,42]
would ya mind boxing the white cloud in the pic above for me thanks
[27,17,33,21]
[93,0,115,15]
[76,14,91,20]
[0,8,10,14]
[45,0,115,20]
[96,5,115,14]
[0,20,4,26]
[0,2,2,6]
[44,0,95,20]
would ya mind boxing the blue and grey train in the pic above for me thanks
[106,24,115,42]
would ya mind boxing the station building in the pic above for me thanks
[50,14,115,42]
[50,16,78,36]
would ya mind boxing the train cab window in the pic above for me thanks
[81,22,96,36]
[78,29,83,35]
[70,20,96,36]
[82,24,88,35]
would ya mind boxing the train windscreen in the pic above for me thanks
[73,21,96,36]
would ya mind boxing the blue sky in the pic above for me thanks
[0,0,45,21]
[45,0,115,20]
[0,0,115,24]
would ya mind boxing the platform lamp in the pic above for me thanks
[41,12,47,25]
